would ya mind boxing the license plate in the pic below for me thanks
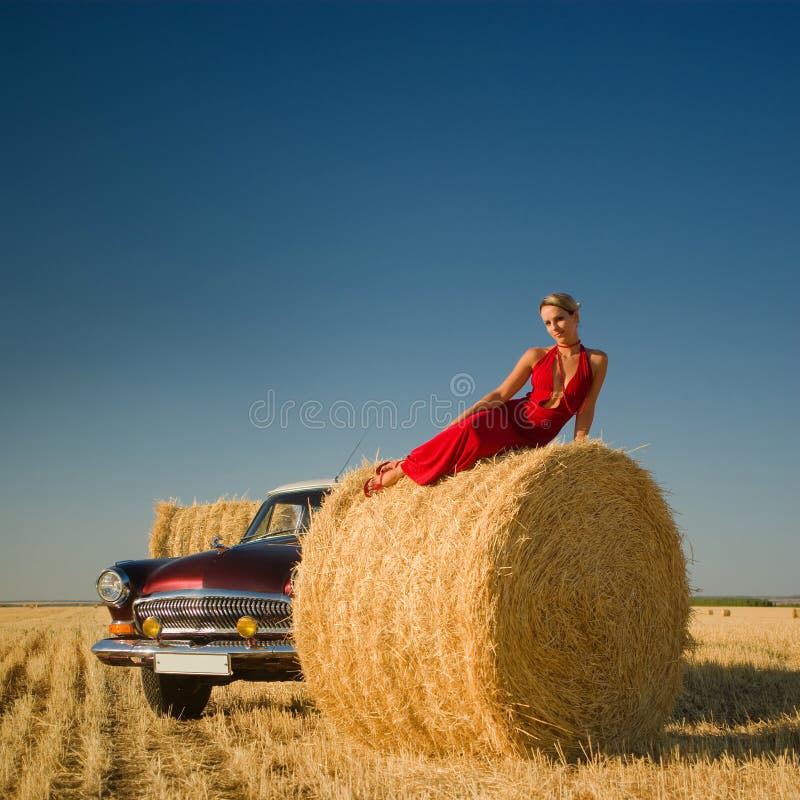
[154,652,231,676]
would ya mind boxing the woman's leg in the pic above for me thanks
[365,402,534,495]
[401,404,528,485]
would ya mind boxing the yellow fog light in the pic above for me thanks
[142,616,162,639]
[236,616,258,638]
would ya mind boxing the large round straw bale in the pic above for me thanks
[149,497,260,557]
[294,440,689,756]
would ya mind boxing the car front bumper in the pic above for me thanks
[91,637,300,679]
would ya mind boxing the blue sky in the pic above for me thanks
[1,2,798,600]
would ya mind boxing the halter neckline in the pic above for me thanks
[553,343,584,416]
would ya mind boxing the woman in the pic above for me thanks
[364,292,608,496]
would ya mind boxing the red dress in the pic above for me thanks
[400,345,594,486]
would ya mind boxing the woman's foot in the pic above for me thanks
[376,459,403,476]
[364,461,405,497]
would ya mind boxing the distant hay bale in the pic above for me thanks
[294,440,689,756]
[794,608,798,619]
[149,498,261,557]
[708,609,714,615]
[722,608,731,617]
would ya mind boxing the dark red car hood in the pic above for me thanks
[141,539,300,595]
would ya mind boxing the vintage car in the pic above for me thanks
[91,479,333,718]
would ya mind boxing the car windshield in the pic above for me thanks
[256,502,303,537]
[240,490,327,543]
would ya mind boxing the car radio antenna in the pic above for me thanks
[334,424,372,483]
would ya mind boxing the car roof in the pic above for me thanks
[267,478,335,496]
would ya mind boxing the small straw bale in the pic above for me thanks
[708,609,714,615]
[149,497,261,557]
[794,608,798,619]
[722,608,731,617]
[294,440,689,756]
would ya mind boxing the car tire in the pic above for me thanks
[140,668,212,719]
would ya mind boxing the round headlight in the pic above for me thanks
[96,568,130,605]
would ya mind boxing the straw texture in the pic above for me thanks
[293,440,689,756]
[149,498,260,557]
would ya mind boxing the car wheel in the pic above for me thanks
[140,668,212,719]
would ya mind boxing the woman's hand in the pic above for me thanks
[573,350,608,440]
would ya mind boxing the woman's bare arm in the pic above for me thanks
[573,350,608,440]
[447,348,545,428]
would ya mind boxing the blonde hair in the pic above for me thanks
[539,292,581,314]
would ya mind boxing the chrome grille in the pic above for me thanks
[134,593,292,637]
[150,639,292,649]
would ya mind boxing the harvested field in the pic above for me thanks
[0,605,798,799]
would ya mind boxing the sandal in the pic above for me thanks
[375,460,401,476]
[364,460,405,498]
[364,472,386,498]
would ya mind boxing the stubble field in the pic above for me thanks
[0,605,798,800]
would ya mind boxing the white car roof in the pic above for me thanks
[267,478,336,496]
